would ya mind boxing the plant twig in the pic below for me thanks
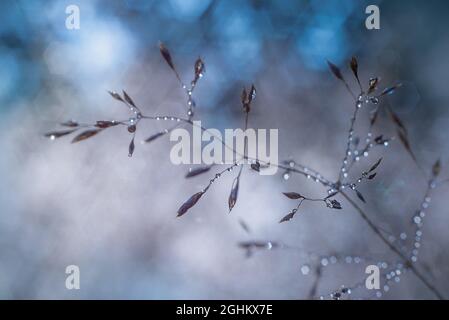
[340,191,444,300]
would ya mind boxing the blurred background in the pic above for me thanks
[1,0,449,299]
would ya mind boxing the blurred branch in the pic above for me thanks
[341,191,444,299]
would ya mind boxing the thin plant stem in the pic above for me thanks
[340,191,444,300]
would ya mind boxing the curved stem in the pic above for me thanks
[340,191,444,300]
[140,114,333,186]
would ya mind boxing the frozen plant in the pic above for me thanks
[46,45,446,300]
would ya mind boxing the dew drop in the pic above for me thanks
[300,264,310,275]
[321,258,329,267]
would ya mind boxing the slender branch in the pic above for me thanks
[117,113,333,186]
[338,99,362,183]
[203,162,240,193]
[308,265,322,299]
[340,191,444,300]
